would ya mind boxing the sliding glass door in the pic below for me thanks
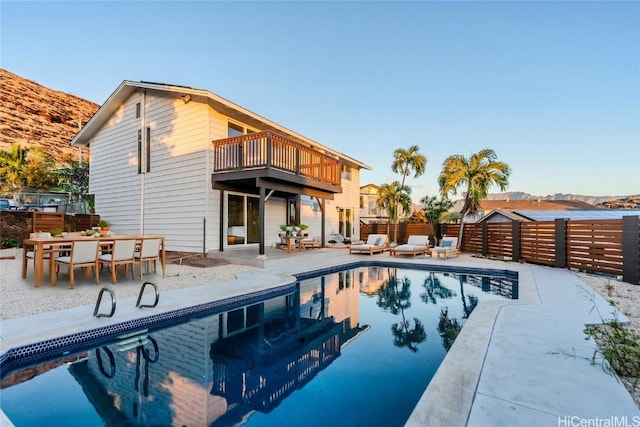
[227,193,259,246]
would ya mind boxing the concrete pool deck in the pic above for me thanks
[1,247,639,426]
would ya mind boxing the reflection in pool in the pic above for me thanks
[0,267,516,427]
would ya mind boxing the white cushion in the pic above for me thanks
[406,235,429,246]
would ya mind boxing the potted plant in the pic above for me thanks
[50,227,63,237]
[299,224,309,236]
[97,219,111,234]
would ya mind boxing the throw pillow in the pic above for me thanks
[442,240,452,248]
[374,237,382,246]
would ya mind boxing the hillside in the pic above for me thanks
[0,68,99,164]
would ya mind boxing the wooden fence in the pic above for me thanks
[359,216,640,284]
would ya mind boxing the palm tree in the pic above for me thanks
[376,181,412,243]
[391,146,427,241]
[438,149,511,248]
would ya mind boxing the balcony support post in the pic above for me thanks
[259,186,266,256]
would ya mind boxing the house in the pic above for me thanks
[359,183,417,225]
[359,184,387,224]
[71,80,370,255]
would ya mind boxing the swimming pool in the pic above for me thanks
[1,265,517,426]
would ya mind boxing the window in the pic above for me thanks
[137,130,142,174]
[135,102,141,119]
[146,127,151,173]
[341,165,352,181]
[228,122,243,137]
[228,121,257,137]
[287,199,297,225]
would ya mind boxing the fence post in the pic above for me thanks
[482,222,488,257]
[555,218,568,268]
[622,215,639,284]
[399,222,407,244]
[512,221,521,262]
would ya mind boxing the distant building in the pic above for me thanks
[359,184,386,224]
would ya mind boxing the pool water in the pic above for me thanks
[0,266,516,427]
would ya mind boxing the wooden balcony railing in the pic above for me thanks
[213,131,342,187]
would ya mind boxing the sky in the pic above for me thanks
[1,1,638,200]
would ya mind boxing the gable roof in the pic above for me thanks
[70,80,370,170]
[479,209,533,222]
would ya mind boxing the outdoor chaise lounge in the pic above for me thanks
[301,236,321,249]
[391,235,430,256]
[349,234,388,255]
[431,237,459,259]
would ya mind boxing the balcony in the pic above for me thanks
[212,131,342,197]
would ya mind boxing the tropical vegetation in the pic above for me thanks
[419,195,453,242]
[0,143,89,199]
[375,181,412,243]
[390,145,427,241]
[438,148,511,247]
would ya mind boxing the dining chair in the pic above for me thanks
[25,232,67,281]
[135,238,163,277]
[98,239,137,284]
[52,239,100,289]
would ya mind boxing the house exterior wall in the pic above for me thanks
[88,88,364,252]
[89,90,212,252]
[89,92,143,233]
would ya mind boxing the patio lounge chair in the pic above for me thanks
[431,237,459,259]
[391,235,430,256]
[301,236,322,249]
[349,234,388,255]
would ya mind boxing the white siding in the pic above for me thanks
[299,167,362,241]
[142,92,210,252]
[89,91,212,252]
[207,108,227,251]
[89,94,143,234]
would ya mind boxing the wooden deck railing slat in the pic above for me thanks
[213,131,341,187]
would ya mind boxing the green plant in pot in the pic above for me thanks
[50,227,63,237]
[97,219,111,234]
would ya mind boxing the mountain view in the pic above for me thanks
[0,68,99,164]
[1,68,637,208]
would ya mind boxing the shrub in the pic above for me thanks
[1,237,22,248]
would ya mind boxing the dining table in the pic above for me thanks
[22,234,166,287]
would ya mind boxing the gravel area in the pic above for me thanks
[577,272,640,407]
[0,248,259,320]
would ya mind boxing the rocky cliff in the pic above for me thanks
[0,68,99,164]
